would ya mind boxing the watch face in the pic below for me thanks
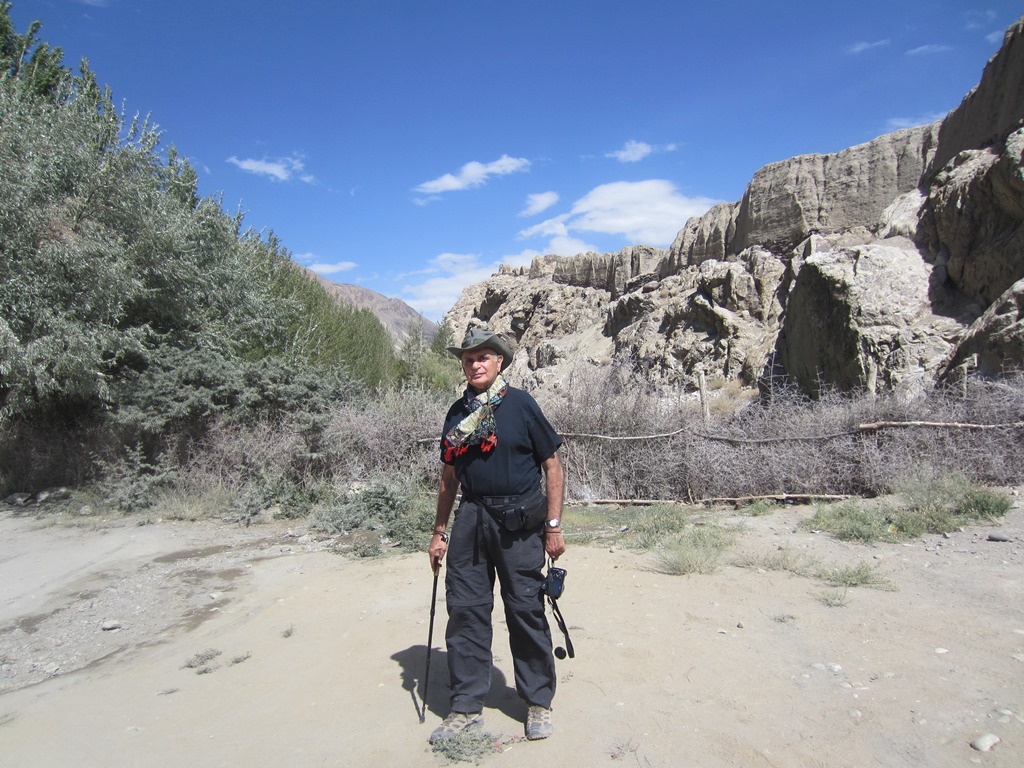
[547,519,559,528]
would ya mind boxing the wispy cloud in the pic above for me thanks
[847,39,890,54]
[292,252,357,276]
[307,260,358,275]
[226,153,316,184]
[521,180,719,247]
[885,112,948,131]
[906,44,953,56]
[401,180,714,318]
[75,0,110,6]
[607,140,653,163]
[605,140,678,163]
[965,10,998,30]
[413,155,530,199]
[400,253,508,319]
[519,191,559,217]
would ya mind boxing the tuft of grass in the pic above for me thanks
[650,523,736,575]
[149,485,238,522]
[813,561,895,591]
[733,546,814,576]
[808,474,1014,544]
[806,500,888,543]
[627,505,694,550]
[817,588,850,607]
[430,729,502,765]
[182,648,222,674]
[739,499,777,516]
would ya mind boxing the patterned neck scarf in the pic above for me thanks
[442,373,508,462]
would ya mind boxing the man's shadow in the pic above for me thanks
[391,645,524,724]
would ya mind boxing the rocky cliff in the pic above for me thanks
[446,18,1024,397]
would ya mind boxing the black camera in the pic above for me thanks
[542,566,566,599]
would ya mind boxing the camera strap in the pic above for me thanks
[547,595,575,659]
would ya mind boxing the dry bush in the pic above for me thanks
[324,386,448,486]
[546,365,689,500]
[553,372,1024,503]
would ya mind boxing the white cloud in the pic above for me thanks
[847,39,890,54]
[885,112,947,130]
[227,153,315,184]
[906,44,953,56]
[965,10,998,30]
[607,140,653,163]
[569,180,718,244]
[519,191,560,217]
[403,181,718,319]
[605,140,679,164]
[518,214,570,239]
[292,252,358,276]
[400,253,505,319]
[414,154,530,196]
[308,260,358,275]
[544,235,599,257]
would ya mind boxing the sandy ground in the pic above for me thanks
[1,492,1023,768]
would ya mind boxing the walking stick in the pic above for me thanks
[422,561,440,722]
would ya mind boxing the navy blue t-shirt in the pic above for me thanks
[441,386,562,497]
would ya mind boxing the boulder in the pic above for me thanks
[940,278,1024,380]
[777,239,971,395]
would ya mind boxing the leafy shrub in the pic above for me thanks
[309,480,433,552]
[806,500,889,543]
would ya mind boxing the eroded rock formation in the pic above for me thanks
[446,18,1024,396]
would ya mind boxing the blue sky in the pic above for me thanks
[13,1,1021,320]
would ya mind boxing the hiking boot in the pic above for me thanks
[429,711,483,743]
[525,705,553,740]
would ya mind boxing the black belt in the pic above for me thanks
[467,493,525,509]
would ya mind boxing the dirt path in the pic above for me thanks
[1,492,1022,767]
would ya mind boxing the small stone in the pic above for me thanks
[987,533,1011,542]
[736,621,744,629]
[935,647,949,654]
[970,733,1000,752]
[101,620,122,631]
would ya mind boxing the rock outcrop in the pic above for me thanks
[445,17,1024,396]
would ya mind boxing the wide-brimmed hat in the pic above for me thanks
[447,328,515,371]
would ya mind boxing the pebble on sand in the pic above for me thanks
[970,733,1001,752]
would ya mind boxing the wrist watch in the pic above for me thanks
[546,518,561,530]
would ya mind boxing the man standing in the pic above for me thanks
[427,328,566,743]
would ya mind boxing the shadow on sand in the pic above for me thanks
[390,645,524,727]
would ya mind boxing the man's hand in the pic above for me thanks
[545,530,566,560]
[428,535,448,574]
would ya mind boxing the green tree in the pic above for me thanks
[0,3,69,100]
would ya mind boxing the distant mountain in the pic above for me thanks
[300,267,437,347]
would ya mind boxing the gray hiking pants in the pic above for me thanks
[444,498,555,713]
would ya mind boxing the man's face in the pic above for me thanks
[461,348,503,392]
